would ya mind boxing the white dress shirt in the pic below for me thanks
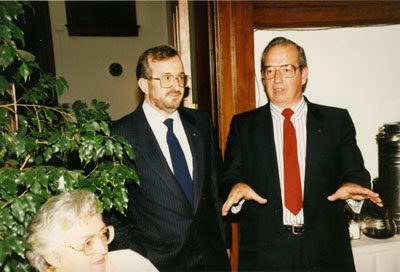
[271,97,307,225]
[142,101,193,179]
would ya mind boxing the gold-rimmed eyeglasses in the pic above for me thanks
[262,64,302,80]
[146,74,190,88]
[67,225,114,256]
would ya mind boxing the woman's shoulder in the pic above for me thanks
[107,249,158,272]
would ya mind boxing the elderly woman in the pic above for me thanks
[26,189,157,272]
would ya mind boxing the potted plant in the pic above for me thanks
[0,2,138,271]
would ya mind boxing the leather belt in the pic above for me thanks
[283,224,304,235]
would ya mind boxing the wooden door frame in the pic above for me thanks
[211,1,400,270]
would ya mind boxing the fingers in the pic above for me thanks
[366,190,380,199]
[222,193,243,216]
[370,197,384,207]
[327,194,338,202]
[222,183,267,216]
[222,184,246,215]
[249,190,268,205]
[351,188,382,204]
[327,183,384,208]
[226,249,231,259]
[369,194,383,207]
[327,188,348,201]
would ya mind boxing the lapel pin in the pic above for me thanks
[317,128,322,133]
[193,133,196,137]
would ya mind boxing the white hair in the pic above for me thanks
[25,190,100,271]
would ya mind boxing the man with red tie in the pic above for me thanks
[220,37,382,271]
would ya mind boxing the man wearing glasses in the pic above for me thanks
[220,37,382,271]
[105,45,230,272]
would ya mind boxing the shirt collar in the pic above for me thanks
[270,96,307,120]
[142,101,180,125]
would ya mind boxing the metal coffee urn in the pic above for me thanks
[376,122,400,233]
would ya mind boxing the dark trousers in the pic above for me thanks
[239,231,311,272]
[275,231,311,271]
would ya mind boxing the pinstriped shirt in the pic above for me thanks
[270,97,307,225]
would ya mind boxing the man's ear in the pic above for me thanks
[301,66,309,86]
[44,251,61,269]
[138,78,149,95]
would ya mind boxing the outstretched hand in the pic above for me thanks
[327,182,383,207]
[222,183,267,216]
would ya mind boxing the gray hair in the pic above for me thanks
[260,37,308,73]
[25,190,100,271]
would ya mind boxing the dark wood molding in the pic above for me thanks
[232,1,256,115]
[253,1,400,29]
[213,1,256,153]
[193,2,213,115]
[214,0,236,151]
[212,2,256,271]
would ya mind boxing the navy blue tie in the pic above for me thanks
[164,118,193,206]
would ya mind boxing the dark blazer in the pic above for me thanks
[221,98,370,271]
[106,104,230,272]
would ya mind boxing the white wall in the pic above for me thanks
[48,1,170,120]
[254,25,400,180]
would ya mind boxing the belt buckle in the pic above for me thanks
[291,225,302,235]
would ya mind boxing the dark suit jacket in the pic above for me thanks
[105,104,230,272]
[221,98,370,271]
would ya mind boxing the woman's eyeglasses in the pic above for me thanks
[67,225,114,256]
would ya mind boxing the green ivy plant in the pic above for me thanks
[0,2,138,271]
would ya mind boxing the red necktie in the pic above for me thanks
[282,108,302,215]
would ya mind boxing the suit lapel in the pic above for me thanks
[252,104,281,200]
[131,107,193,211]
[304,101,328,199]
[180,109,203,214]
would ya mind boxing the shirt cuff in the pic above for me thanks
[346,199,364,214]
[231,199,245,214]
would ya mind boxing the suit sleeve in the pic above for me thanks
[208,115,232,248]
[337,110,371,188]
[219,116,247,199]
[103,120,136,252]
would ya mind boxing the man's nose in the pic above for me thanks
[171,76,181,89]
[273,69,284,83]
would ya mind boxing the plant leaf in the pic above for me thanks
[10,199,25,223]
[0,75,12,94]
[55,77,68,96]
[18,61,31,82]
[0,45,15,67]
[17,49,35,62]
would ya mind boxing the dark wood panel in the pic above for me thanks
[253,1,400,29]
[213,0,256,153]
[212,2,255,271]
[214,0,236,152]
[194,1,212,114]
[233,1,256,114]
